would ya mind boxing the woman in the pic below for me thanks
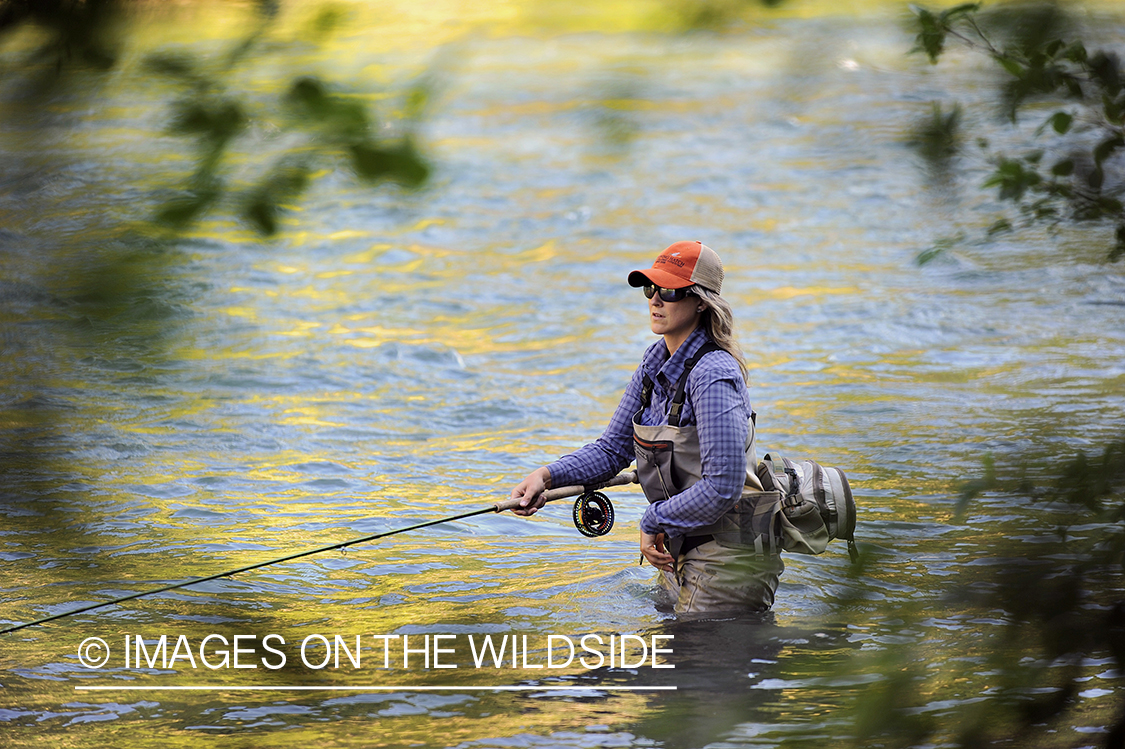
[511,241,783,614]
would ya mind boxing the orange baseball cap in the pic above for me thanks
[627,241,724,293]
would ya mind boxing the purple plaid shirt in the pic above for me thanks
[547,326,753,538]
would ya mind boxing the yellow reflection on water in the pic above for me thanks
[765,285,858,300]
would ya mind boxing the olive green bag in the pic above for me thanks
[756,453,859,562]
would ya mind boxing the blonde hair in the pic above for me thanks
[691,285,748,383]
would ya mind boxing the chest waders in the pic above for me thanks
[632,343,784,563]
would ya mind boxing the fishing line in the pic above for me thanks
[0,472,636,636]
[561,492,613,611]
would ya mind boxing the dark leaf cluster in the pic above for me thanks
[953,439,1125,747]
[911,2,1125,261]
[839,439,1125,749]
[0,0,123,72]
[907,101,963,170]
[145,13,430,236]
[1,1,432,237]
[668,0,786,31]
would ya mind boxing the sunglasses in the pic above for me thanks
[642,284,693,303]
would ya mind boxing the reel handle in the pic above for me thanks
[493,471,637,513]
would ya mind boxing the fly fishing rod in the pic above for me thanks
[0,472,636,636]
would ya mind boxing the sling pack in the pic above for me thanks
[632,339,859,564]
[756,453,859,562]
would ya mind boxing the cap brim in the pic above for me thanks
[627,268,694,288]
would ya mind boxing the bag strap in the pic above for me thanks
[762,453,799,498]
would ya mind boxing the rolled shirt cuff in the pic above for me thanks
[639,505,663,536]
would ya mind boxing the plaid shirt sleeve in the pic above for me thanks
[545,361,647,489]
[639,355,751,538]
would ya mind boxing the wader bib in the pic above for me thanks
[632,342,784,613]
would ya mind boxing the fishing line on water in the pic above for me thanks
[0,472,636,636]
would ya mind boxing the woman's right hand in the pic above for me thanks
[640,531,674,572]
[510,467,552,516]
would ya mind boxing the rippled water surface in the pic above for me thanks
[2,2,1125,747]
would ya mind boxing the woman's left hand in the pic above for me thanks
[510,466,552,516]
[640,531,674,572]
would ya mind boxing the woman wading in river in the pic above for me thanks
[511,241,782,614]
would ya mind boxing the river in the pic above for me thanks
[2,2,1124,747]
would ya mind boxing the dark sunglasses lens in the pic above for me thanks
[660,287,687,302]
[643,284,689,302]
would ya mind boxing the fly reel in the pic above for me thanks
[572,491,615,537]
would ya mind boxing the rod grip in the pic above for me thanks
[493,471,637,513]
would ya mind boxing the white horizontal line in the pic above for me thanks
[74,685,677,692]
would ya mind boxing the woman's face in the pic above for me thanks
[648,287,701,339]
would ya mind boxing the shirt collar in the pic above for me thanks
[646,326,711,392]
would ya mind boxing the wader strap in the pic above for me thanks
[639,376,654,409]
[668,342,722,426]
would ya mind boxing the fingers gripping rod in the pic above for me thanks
[492,470,636,512]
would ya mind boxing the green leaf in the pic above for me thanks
[1111,225,1125,261]
[1089,51,1123,98]
[306,4,347,41]
[987,219,1013,236]
[984,158,1040,201]
[1096,197,1124,215]
[349,137,430,187]
[1089,166,1105,190]
[241,161,312,236]
[144,52,200,82]
[1104,95,1124,125]
[1094,135,1124,166]
[1051,159,1074,177]
[286,77,370,141]
[915,233,963,266]
[287,77,327,109]
[1033,203,1058,220]
[1049,111,1073,134]
[939,3,980,22]
[912,8,945,64]
[915,245,945,266]
[1044,39,1065,58]
[998,57,1025,78]
[168,102,212,135]
[155,187,219,228]
[168,99,246,145]
[1064,41,1088,64]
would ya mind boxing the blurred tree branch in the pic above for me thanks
[0,0,432,237]
[0,1,438,604]
[0,0,125,70]
[819,11,1125,745]
[909,1,1125,262]
[774,440,1125,748]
